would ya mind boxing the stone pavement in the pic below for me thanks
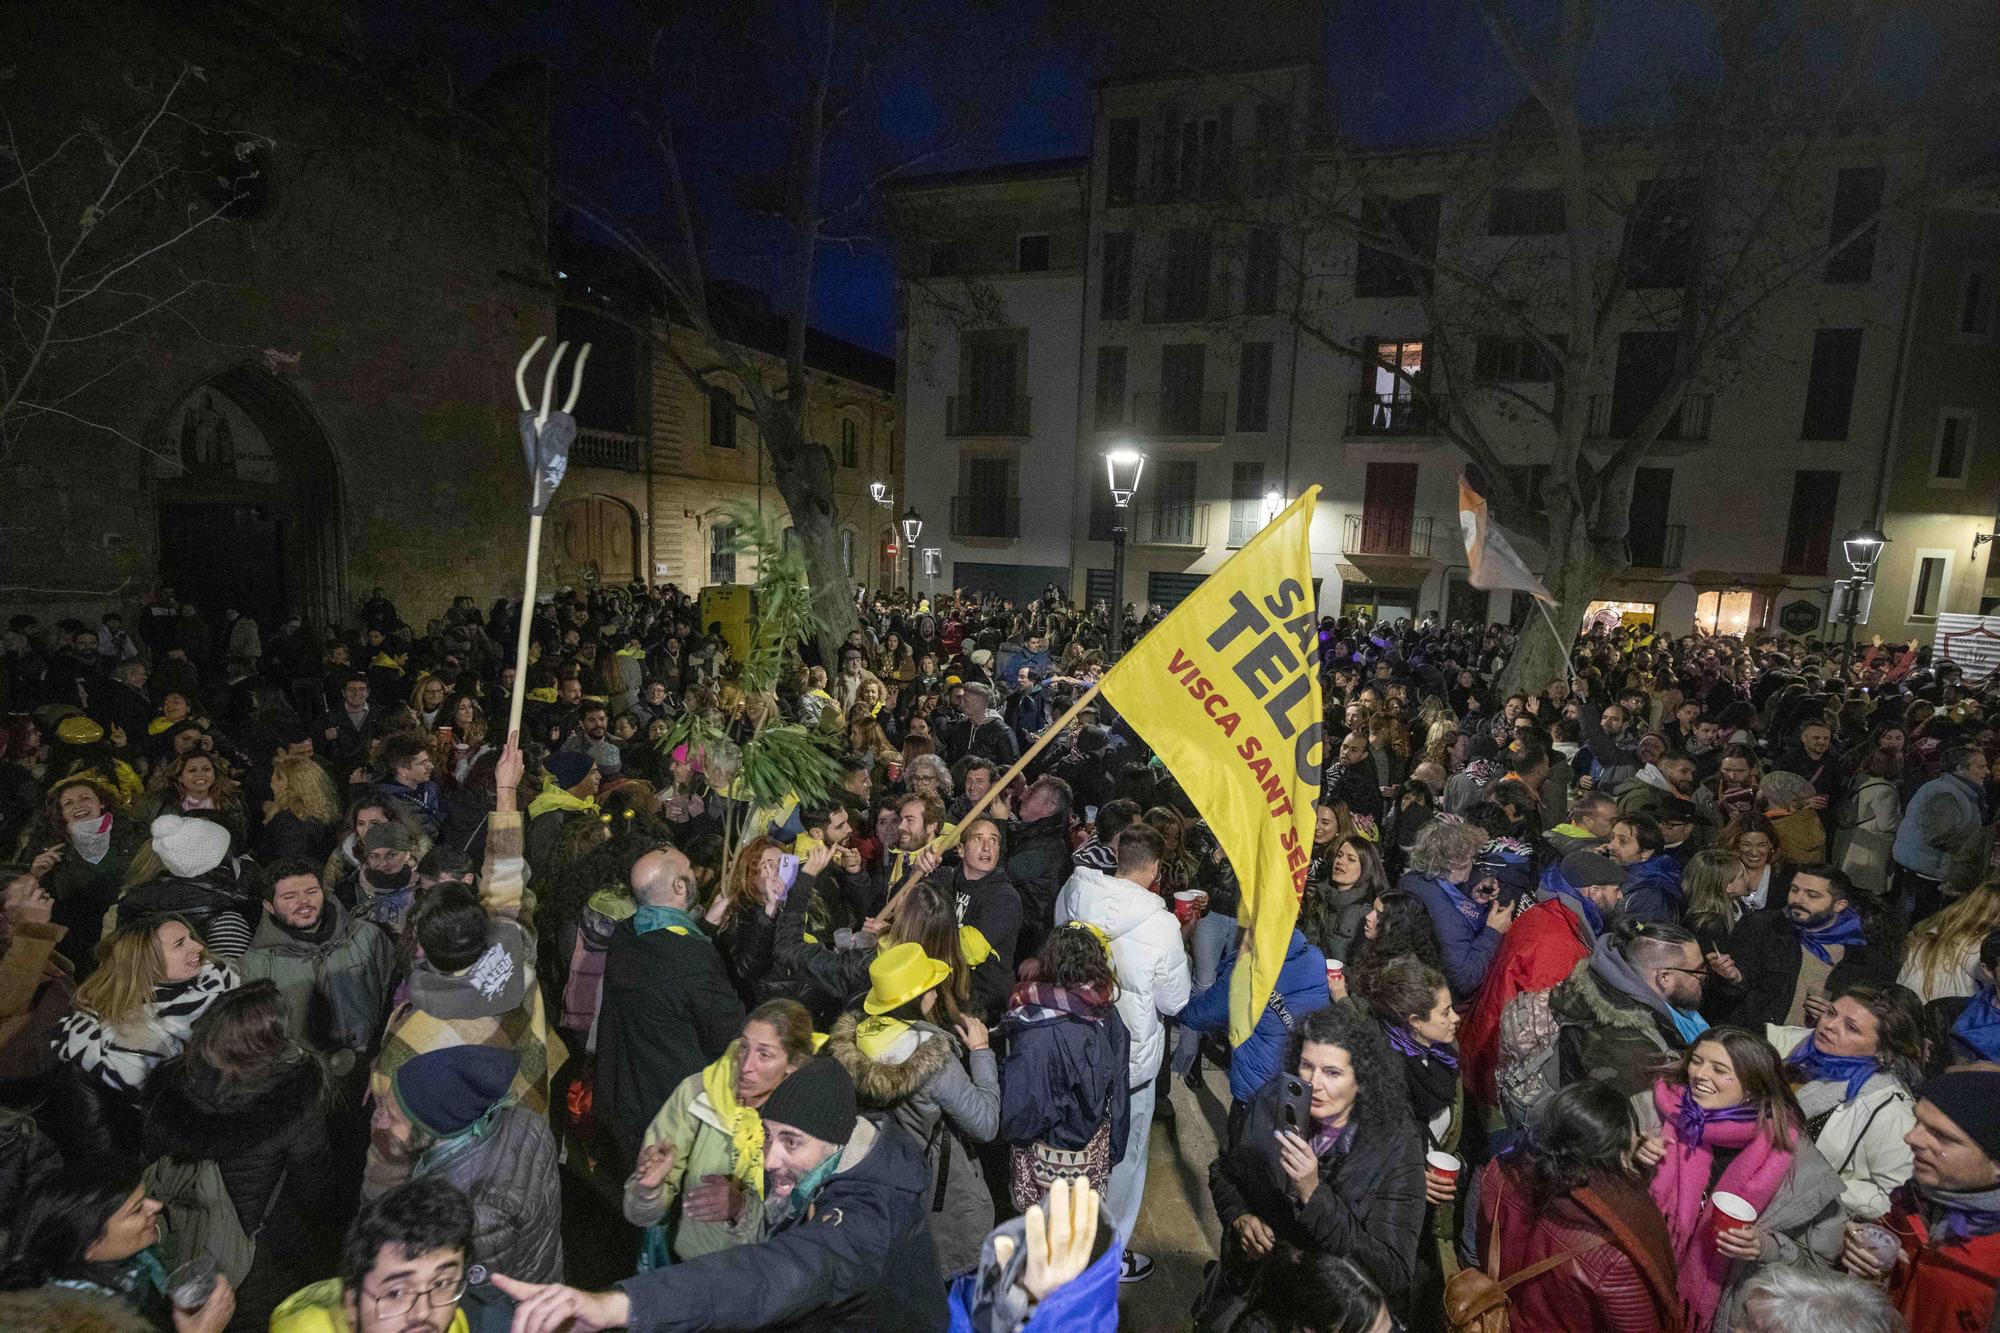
[1118,1061,1232,1332]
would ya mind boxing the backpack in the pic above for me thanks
[1444,1175,1606,1333]
[1494,988,1560,1128]
[144,1156,286,1289]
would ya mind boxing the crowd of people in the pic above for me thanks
[0,578,1992,1332]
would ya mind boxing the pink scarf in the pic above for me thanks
[1647,1081,1794,1333]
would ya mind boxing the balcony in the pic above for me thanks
[1348,391,1438,438]
[1141,275,1215,324]
[1128,390,1228,439]
[1629,523,1688,569]
[571,428,647,472]
[945,395,1032,438]
[1132,502,1210,547]
[1343,512,1440,558]
[951,494,1021,540]
[1585,392,1714,444]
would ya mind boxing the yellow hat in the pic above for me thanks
[862,941,951,1016]
[55,716,104,746]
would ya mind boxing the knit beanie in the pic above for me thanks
[393,1045,520,1138]
[1561,849,1625,889]
[760,1055,858,1145]
[150,813,232,879]
[1920,1069,2000,1166]
[546,751,596,791]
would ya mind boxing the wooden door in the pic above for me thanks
[1360,462,1418,554]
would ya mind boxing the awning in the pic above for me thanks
[1342,552,1441,584]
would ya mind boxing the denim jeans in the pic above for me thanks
[1171,912,1238,1075]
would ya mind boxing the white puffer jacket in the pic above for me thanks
[1768,1023,1916,1220]
[1053,866,1191,1086]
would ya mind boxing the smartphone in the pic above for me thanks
[1279,1075,1312,1135]
[777,853,800,890]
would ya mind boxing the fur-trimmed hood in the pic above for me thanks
[141,1052,326,1160]
[825,1011,953,1108]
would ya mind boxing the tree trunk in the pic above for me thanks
[1498,501,1613,695]
[756,407,862,663]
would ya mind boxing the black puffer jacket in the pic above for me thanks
[142,1054,338,1333]
[1004,812,1072,959]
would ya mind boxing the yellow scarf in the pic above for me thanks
[526,686,558,703]
[702,1043,766,1196]
[527,775,599,820]
[617,645,646,659]
[855,1015,913,1060]
[370,651,404,674]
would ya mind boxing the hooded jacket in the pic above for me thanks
[1002,813,1072,958]
[236,896,395,1063]
[617,1115,949,1332]
[1051,866,1191,1084]
[1459,892,1596,1104]
[414,1102,565,1284]
[1549,936,1684,1098]
[994,987,1129,1162]
[1179,929,1330,1104]
[1619,855,1685,926]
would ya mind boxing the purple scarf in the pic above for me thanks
[1386,1024,1459,1070]
[1793,907,1867,964]
[1671,1096,1758,1146]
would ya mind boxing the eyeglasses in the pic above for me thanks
[1662,964,1711,980]
[369,1275,468,1320]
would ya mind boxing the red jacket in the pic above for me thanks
[1459,898,1592,1102]
[1885,1186,2000,1333]
[1474,1159,1683,1333]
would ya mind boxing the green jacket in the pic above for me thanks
[236,896,395,1065]
[622,1055,763,1262]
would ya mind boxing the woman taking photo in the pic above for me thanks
[624,999,817,1264]
[1635,1028,1844,1333]
[1299,833,1389,973]
[829,941,999,1275]
[141,981,335,1331]
[50,916,236,1164]
[1773,983,1922,1221]
[1353,956,1461,1333]
[1399,819,1512,1002]
[1475,1079,1680,1333]
[254,753,339,865]
[1204,1004,1424,1317]
[704,838,824,1012]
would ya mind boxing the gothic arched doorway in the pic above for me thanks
[151,364,344,631]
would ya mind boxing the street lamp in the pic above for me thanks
[870,481,893,508]
[901,505,923,602]
[1834,523,1890,681]
[1262,488,1284,525]
[1105,449,1146,659]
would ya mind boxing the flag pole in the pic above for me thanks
[1533,598,1576,687]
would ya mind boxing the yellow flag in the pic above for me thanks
[1100,488,1324,1046]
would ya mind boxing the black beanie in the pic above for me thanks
[761,1055,858,1145]
[1920,1070,2000,1165]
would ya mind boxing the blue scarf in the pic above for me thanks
[1386,1024,1459,1070]
[634,904,704,937]
[1428,875,1489,930]
[1787,1034,1880,1102]
[1953,986,2000,1062]
[1794,908,1867,964]
[1548,880,1605,936]
[1671,1097,1758,1146]
[1666,1004,1710,1044]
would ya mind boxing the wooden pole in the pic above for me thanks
[504,513,545,744]
[883,677,1105,920]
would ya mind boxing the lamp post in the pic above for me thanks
[1105,449,1146,660]
[900,505,923,604]
[1836,524,1888,683]
[870,481,892,509]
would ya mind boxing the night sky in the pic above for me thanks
[381,0,1949,357]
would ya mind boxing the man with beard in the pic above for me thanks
[559,699,622,778]
[1716,864,1898,1030]
[238,859,394,1075]
[490,1057,947,1332]
[1606,813,1684,925]
[1698,743,1762,824]
[917,816,1020,1021]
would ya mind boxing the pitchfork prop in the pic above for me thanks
[506,335,592,742]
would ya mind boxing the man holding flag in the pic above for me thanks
[1051,485,1326,1282]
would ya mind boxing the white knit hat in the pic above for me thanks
[151,813,231,878]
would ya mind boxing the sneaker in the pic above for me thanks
[1120,1251,1154,1284]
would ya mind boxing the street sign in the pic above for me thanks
[1779,599,1821,635]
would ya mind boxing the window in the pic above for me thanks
[1106,118,1139,206]
[1488,187,1565,236]
[1960,270,1995,338]
[1624,178,1697,289]
[1355,195,1439,298]
[1160,228,1212,320]
[1474,335,1556,383]
[961,337,1022,434]
[556,306,640,433]
[1236,342,1273,431]
[1016,234,1050,273]
[1780,470,1842,574]
[1250,102,1288,193]
[1627,467,1675,567]
[1094,345,1127,428]
[1158,110,1231,202]
[709,522,737,584]
[1800,328,1863,441]
[1243,228,1279,314]
[1824,166,1884,283]
[707,385,738,449]
[1358,338,1426,434]
[839,418,859,468]
[1934,410,1976,484]
[1228,461,1264,547]
[927,242,958,277]
[1100,232,1133,320]
[961,457,1015,538]
[840,528,857,578]
[1159,343,1209,434]
[1912,554,1950,619]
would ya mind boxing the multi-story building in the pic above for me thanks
[892,59,1983,639]
[546,282,900,595]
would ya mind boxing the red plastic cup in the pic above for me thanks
[1708,1191,1757,1245]
[1172,889,1205,926]
[1325,958,1345,988]
[1425,1150,1461,1184]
